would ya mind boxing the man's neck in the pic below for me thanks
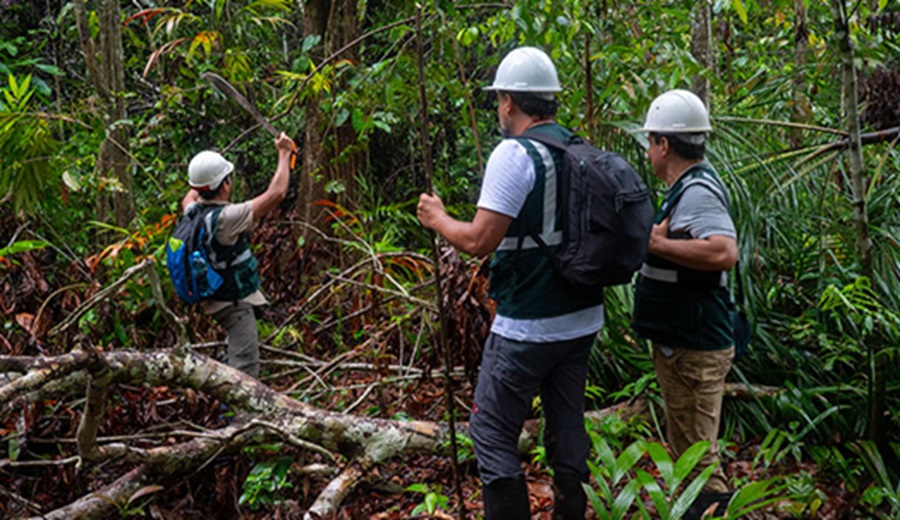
[663,158,704,187]
[511,117,554,137]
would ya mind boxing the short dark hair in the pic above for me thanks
[198,174,230,200]
[502,91,559,118]
[649,132,705,160]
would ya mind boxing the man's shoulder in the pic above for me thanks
[213,201,254,236]
[212,200,252,214]
[487,139,532,168]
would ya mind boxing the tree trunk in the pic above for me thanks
[74,0,135,228]
[691,0,713,107]
[829,0,882,447]
[791,0,811,147]
[295,0,360,244]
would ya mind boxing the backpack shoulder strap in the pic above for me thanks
[519,132,570,151]
[201,205,225,247]
[660,165,729,220]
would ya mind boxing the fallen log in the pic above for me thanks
[0,348,781,519]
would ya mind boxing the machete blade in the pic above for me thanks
[201,72,280,137]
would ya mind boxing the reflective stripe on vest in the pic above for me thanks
[639,263,727,287]
[496,139,563,251]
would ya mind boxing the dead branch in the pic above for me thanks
[0,351,90,403]
[35,465,150,520]
[0,485,45,516]
[305,460,371,520]
[143,261,188,348]
[49,261,149,337]
[76,350,112,463]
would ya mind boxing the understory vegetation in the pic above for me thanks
[1,0,898,518]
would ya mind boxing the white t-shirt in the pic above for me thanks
[477,139,604,342]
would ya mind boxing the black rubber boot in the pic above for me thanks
[684,491,733,520]
[482,477,530,520]
[552,472,587,520]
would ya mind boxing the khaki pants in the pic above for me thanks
[653,344,734,493]
[213,302,260,378]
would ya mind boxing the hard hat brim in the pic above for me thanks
[483,85,562,92]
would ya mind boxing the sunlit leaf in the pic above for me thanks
[733,0,748,24]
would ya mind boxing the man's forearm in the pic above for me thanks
[252,150,292,219]
[268,151,292,196]
[433,216,486,256]
[649,236,738,271]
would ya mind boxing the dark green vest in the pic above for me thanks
[632,164,734,350]
[488,123,605,319]
[203,206,261,302]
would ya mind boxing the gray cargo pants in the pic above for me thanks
[213,301,260,378]
[470,332,594,485]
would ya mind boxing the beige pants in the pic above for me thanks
[653,344,734,493]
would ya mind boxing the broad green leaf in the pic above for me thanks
[614,440,646,485]
[646,442,675,487]
[728,479,781,511]
[593,436,617,471]
[611,479,641,520]
[0,240,48,257]
[351,107,364,132]
[302,34,321,53]
[405,483,429,493]
[34,63,63,76]
[670,464,716,519]
[584,485,609,518]
[87,220,131,235]
[673,440,711,486]
[733,0,748,24]
[636,469,669,517]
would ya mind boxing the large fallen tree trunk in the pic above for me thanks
[0,348,780,519]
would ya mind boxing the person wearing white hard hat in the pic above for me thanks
[417,46,601,519]
[632,89,738,520]
[181,132,295,378]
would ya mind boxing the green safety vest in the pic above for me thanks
[488,123,605,319]
[203,206,261,302]
[632,164,735,350]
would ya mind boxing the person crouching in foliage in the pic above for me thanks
[632,90,739,520]
[181,133,295,377]
[417,47,602,520]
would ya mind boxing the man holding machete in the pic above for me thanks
[181,132,295,377]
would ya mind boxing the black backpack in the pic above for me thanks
[524,134,654,287]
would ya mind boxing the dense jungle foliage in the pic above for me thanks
[0,0,898,518]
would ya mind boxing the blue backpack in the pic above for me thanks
[166,204,224,304]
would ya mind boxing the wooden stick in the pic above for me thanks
[415,5,467,518]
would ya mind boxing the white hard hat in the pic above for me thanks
[484,47,561,99]
[188,151,234,190]
[641,89,712,144]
